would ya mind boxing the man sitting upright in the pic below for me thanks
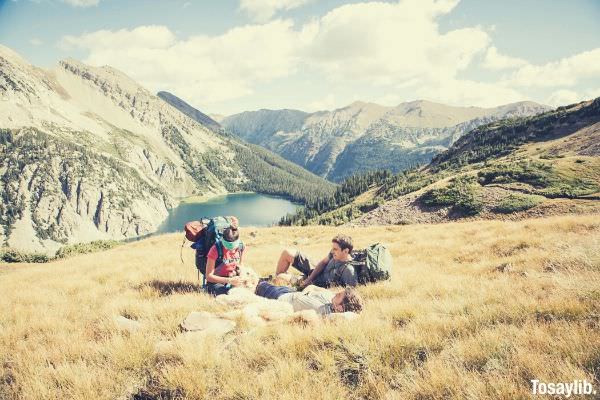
[275,234,358,288]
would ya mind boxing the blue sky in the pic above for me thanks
[1,0,599,115]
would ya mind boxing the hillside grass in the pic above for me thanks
[1,215,600,399]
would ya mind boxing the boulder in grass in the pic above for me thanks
[216,287,261,308]
[326,312,359,321]
[243,299,294,322]
[114,316,142,332]
[180,311,236,335]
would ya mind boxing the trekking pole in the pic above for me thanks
[180,237,186,263]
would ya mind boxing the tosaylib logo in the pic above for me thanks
[531,379,596,397]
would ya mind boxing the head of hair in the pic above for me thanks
[332,234,353,253]
[223,226,240,242]
[341,287,363,313]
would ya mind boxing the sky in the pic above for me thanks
[1,0,599,115]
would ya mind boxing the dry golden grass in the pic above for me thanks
[1,214,600,399]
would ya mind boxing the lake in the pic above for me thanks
[156,192,302,233]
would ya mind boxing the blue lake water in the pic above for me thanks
[156,192,302,233]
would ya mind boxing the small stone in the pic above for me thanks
[543,262,557,273]
[114,316,142,332]
[180,311,236,335]
[495,263,513,273]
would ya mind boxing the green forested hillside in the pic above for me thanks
[157,92,336,204]
[430,98,600,170]
[229,141,336,204]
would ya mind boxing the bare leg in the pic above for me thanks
[275,248,297,275]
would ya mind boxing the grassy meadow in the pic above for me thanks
[1,214,600,399]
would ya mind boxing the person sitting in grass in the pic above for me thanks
[254,280,364,316]
[275,234,358,288]
[205,225,245,296]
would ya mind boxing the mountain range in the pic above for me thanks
[280,97,600,226]
[0,45,333,254]
[220,100,551,181]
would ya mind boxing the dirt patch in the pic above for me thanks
[544,122,600,156]
[350,186,600,226]
[139,280,203,296]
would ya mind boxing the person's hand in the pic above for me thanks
[300,281,316,293]
[228,277,243,287]
[298,278,311,289]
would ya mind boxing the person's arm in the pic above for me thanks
[303,254,331,286]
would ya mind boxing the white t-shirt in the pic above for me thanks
[278,291,335,315]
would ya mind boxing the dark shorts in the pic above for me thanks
[206,282,231,296]
[292,251,327,287]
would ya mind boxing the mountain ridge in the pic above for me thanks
[0,45,334,254]
[221,99,551,181]
[278,97,600,226]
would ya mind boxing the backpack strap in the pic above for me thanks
[334,262,350,285]
[215,239,224,264]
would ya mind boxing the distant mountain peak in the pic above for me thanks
[222,98,551,181]
[157,91,221,132]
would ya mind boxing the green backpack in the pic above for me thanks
[350,243,393,284]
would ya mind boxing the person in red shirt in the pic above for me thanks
[205,225,245,296]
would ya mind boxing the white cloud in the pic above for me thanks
[508,48,600,87]
[61,25,176,51]
[239,0,314,22]
[61,0,99,7]
[415,78,527,108]
[60,21,300,105]
[546,88,600,107]
[301,0,489,85]
[60,0,600,113]
[482,46,527,70]
[60,0,494,110]
[306,93,337,112]
[29,38,43,46]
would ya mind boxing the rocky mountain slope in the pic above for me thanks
[280,98,600,226]
[222,100,551,181]
[0,45,333,254]
[157,91,221,132]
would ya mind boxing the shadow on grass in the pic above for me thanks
[139,280,203,296]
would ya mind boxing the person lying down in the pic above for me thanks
[254,281,364,316]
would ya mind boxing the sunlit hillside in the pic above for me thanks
[1,214,599,399]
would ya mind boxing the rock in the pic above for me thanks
[543,262,557,273]
[242,299,294,322]
[114,316,142,332]
[495,262,513,273]
[180,311,236,335]
[215,287,261,308]
[326,312,359,321]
